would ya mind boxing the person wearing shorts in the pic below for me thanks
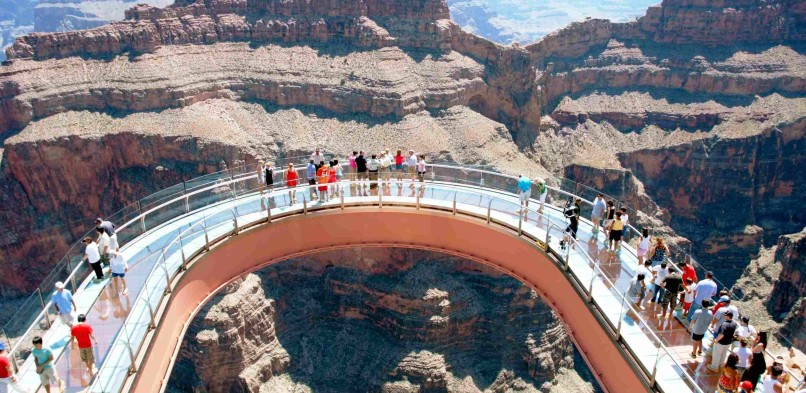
[110,251,129,295]
[71,314,98,378]
[608,211,624,251]
[0,342,25,393]
[517,175,531,212]
[406,150,418,184]
[659,268,683,320]
[52,281,77,327]
[689,300,713,358]
[32,336,62,393]
[536,178,547,213]
[416,155,426,185]
[306,160,317,199]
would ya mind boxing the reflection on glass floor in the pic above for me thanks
[30,179,718,392]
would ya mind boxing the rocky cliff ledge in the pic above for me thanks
[166,247,598,393]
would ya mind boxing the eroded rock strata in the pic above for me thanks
[166,247,597,393]
[0,0,803,347]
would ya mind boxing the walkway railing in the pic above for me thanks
[5,159,801,393]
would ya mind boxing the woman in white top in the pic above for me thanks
[416,155,427,188]
[637,227,652,266]
[407,151,418,183]
[257,160,265,195]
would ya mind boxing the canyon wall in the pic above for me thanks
[167,247,597,393]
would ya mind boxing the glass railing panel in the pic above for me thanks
[183,171,233,194]
[139,183,186,212]
[142,199,187,233]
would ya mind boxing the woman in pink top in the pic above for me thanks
[394,150,405,184]
[348,151,357,181]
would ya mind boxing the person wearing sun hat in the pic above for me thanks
[0,342,27,393]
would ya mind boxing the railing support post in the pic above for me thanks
[146,299,157,330]
[452,192,457,215]
[379,189,383,208]
[161,262,171,294]
[232,208,239,235]
[564,243,570,271]
[37,288,51,329]
[518,213,523,236]
[179,235,187,271]
[184,195,190,214]
[126,338,137,375]
[588,268,596,302]
[303,196,308,214]
[140,215,146,233]
[267,198,273,223]
[416,192,420,210]
[203,218,210,251]
[487,199,492,224]
[340,192,345,210]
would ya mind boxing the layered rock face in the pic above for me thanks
[733,228,805,351]
[166,247,597,393]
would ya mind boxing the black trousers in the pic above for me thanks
[90,261,104,279]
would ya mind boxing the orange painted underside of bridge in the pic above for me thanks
[133,207,648,393]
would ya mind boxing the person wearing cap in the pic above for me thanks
[734,316,757,348]
[689,271,718,322]
[536,177,548,214]
[52,281,77,327]
[95,217,118,252]
[739,380,754,393]
[712,296,739,329]
[81,236,104,282]
[710,309,739,372]
[0,342,26,393]
[689,299,713,358]
[70,314,98,378]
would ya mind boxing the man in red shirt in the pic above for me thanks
[0,342,25,392]
[70,314,98,378]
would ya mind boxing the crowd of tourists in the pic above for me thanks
[1,149,804,393]
[623,222,804,392]
[256,148,430,203]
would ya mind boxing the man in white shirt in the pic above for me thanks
[734,315,757,345]
[310,148,324,166]
[82,236,104,282]
[96,227,111,274]
[591,194,607,234]
[406,150,418,184]
[712,297,739,328]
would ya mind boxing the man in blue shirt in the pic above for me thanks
[688,271,718,322]
[52,281,77,327]
[517,175,531,213]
